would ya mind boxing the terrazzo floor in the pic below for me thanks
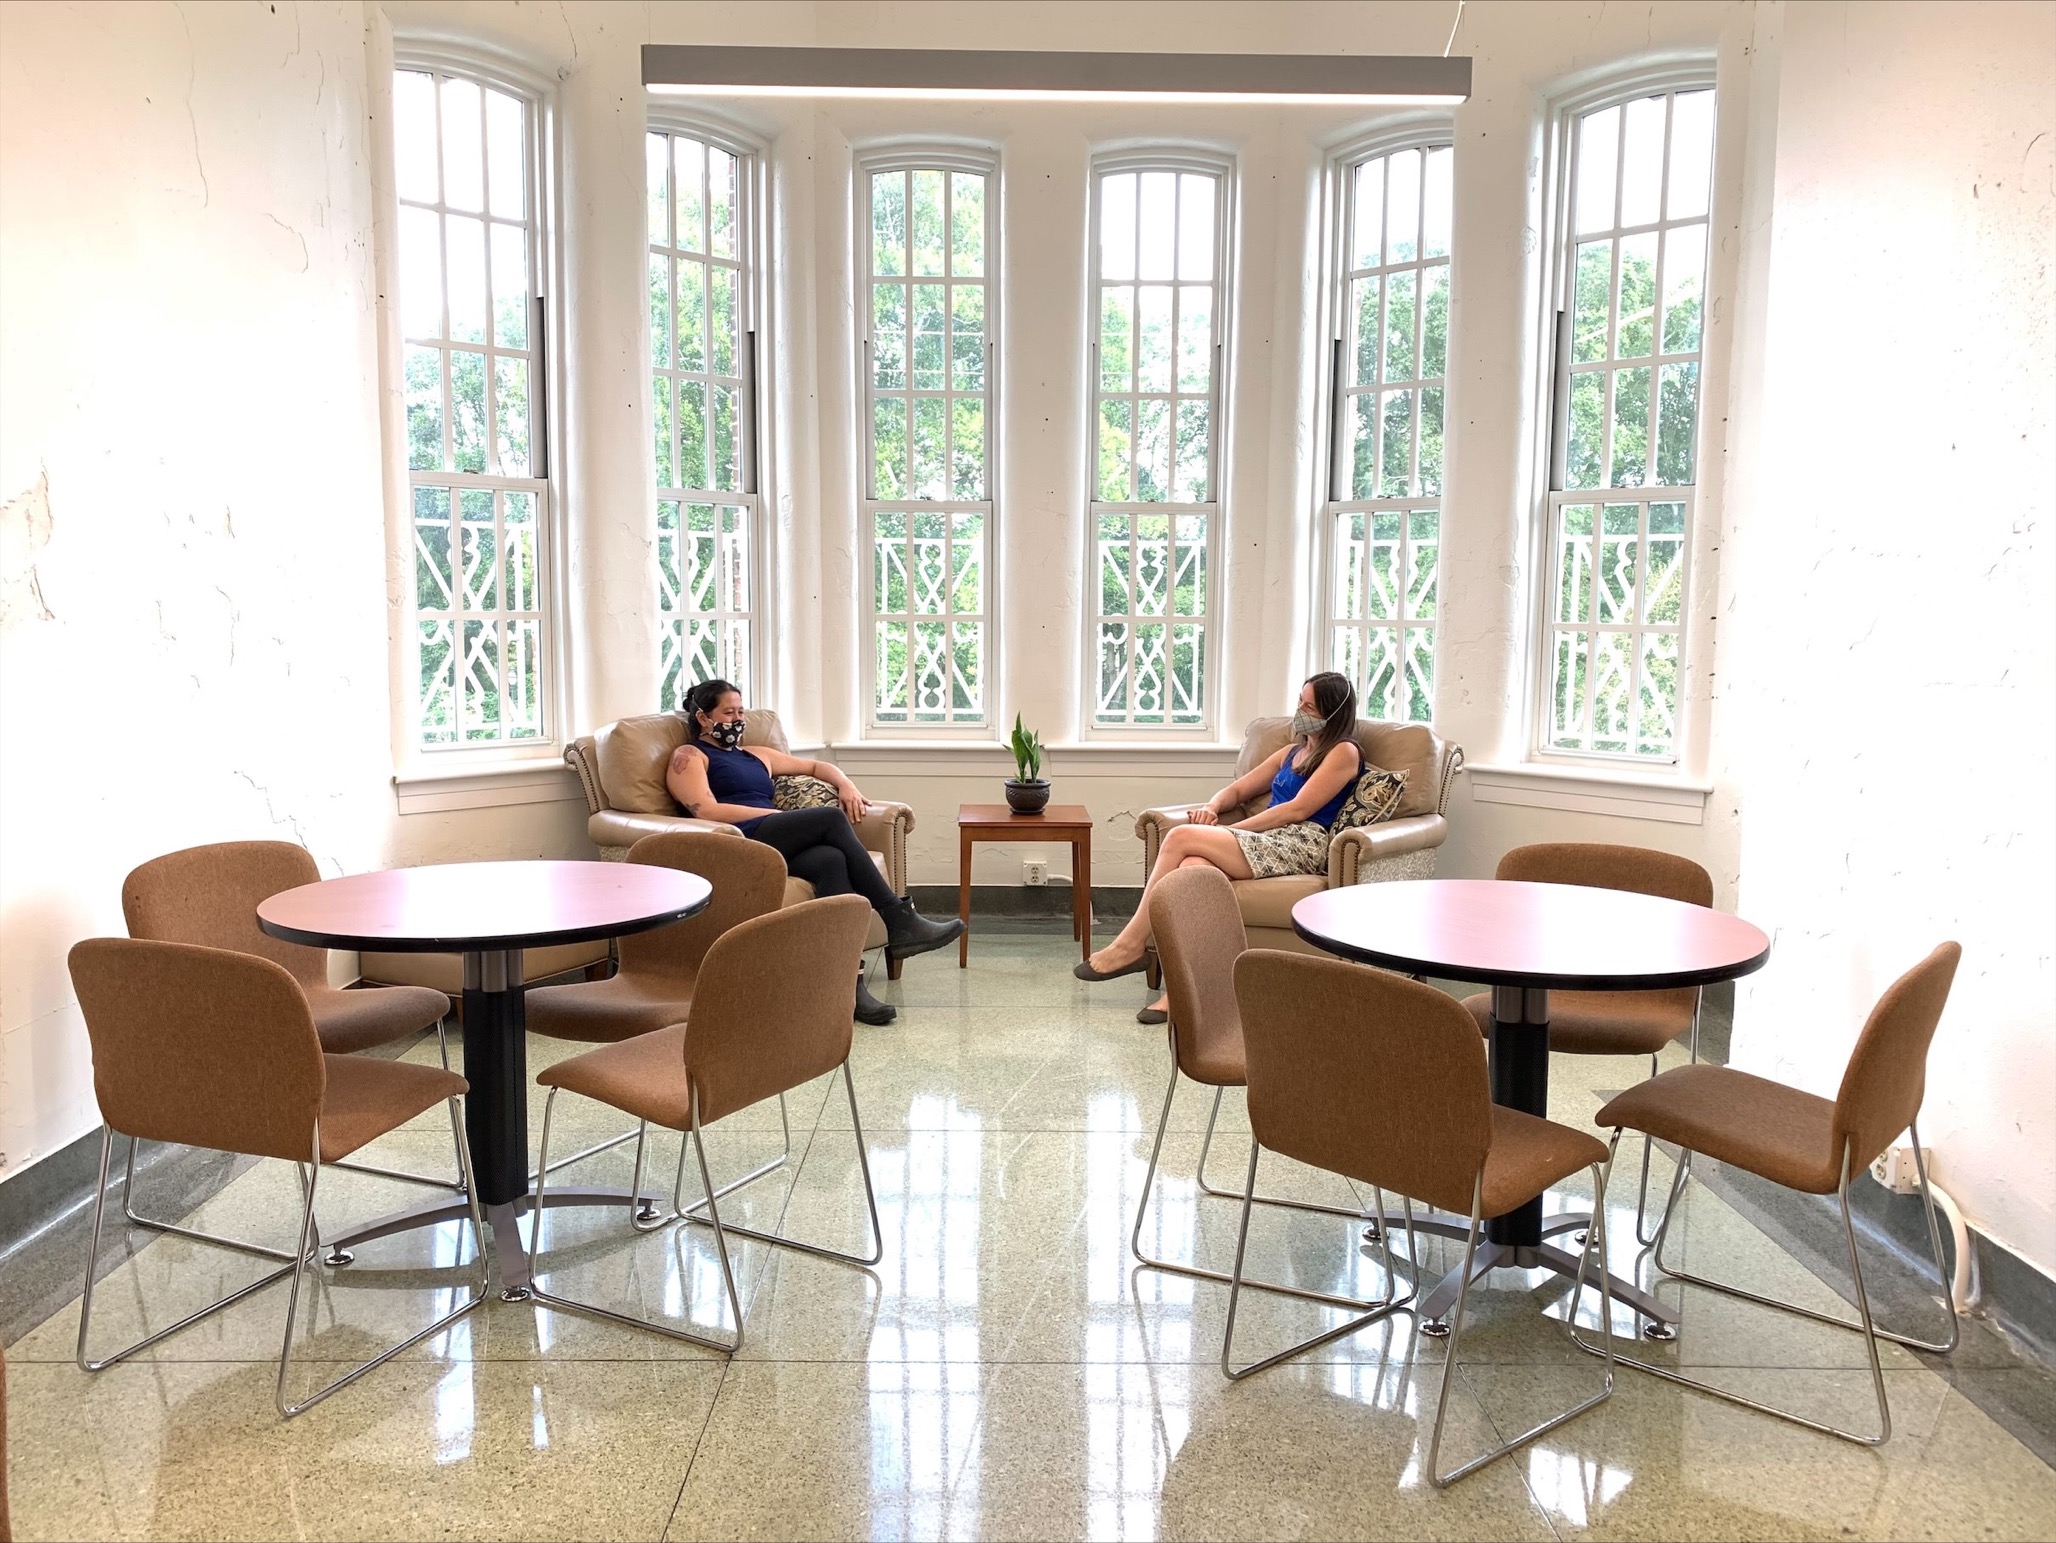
[5,933,2054,1541]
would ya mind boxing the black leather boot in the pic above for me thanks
[883,898,967,961]
[854,969,897,1026]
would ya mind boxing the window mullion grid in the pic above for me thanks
[1647,96,1676,489]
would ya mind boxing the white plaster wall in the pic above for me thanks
[1721,0,2056,1276]
[0,0,586,1185]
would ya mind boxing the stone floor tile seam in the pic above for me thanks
[661,1359,734,1543]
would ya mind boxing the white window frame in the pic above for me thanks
[1084,150,1233,740]
[1529,66,1717,767]
[392,48,564,757]
[857,146,1001,738]
[1312,125,1455,728]
[645,113,772,710]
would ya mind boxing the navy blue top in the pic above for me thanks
[691,741,776,834]
[1270,744,1360,829]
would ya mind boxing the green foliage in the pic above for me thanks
[1009,713,1044,781]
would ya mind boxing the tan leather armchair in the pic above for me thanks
[563,708,916,971]
[1135,716,1463,961]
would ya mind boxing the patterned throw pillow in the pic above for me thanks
[1330,766,1409,831]
[772,774,842,812]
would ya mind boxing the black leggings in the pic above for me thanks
[747,807,900,913]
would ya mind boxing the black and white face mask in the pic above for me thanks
[704,719,746,749]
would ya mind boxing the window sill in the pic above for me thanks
[827,739,1239,779]
[392,755,581,815]
[1466,762,1713,826]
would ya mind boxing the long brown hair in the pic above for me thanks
[1293,671,1359,776]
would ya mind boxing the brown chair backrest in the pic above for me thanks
[67,938,325,1163]
[1235,949,1492,1216]
[1833,942,1961,1175]
[678,895,872,1125]
[1148,865,1249,1084]
[1495,842,1713,908]
[593,708,795,816]
[621,831,789,977]
[1233,715,1458,819]
[122,840,327,988]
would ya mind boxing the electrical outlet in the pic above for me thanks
[1870,1144,1923,1195]
[1023,860,1048,887]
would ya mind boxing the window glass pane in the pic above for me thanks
[708,147,736,258]
[1135,399,1172,502]
[395,71,439,203]
[709,267,737,375]
[405,347,443,470]
[1610,367,1650,486]
[911,283,946,390]
[1386,148,1421,263]
[1619,95,1666,228]
[492,224,529,348]
[950,174,984,276]
[1100,173,1136,281]
[450,350,487,473]
[1136,285,1173,393]
[1384,270,1417,383]
[1616,232,1657,358]
[913,397,947,500]
[1177,286,1212,392]
[1099,400,1132,501]
[873,399,906,498]
[1380,390,1413,497]
[677,260,705,373]
[1175,402,1209,502]
[485,88,525,220]
[871,171,904,276]
[446,215,487,344]
[399,206,442,340]
[646,133,670,249]
[1656,362,1699,484]
[675,138,706,254]
[951,287,984,392]
[1177,174,1215,280]
[1666,90,1716,221]
[1566,372,1604,489]
[1574,105,1620,235]
[1421,266,1448,379]
[495,357,528,476]
[1661,226,1706,353]
[440,77,483,213]
[1099,287,1132,391]
[952,400,985,499]
[1422,147,1453,259]
[1572,242,1612,364]
[1137,172,1176,280]
[1352,275,1381,387]
[679,378,707,488]
[910,170,945,276]
[1351,158,1384,269]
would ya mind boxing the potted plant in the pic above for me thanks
[1005,713,1050,814]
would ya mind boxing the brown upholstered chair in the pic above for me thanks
[526,896,881,1353]
[1230,950,1616,1488]
[122,842,461,1210]
[66,938,487,1418]
[1134,716,1463,977]
[1584,942,1962,1446]
[524,831,790,1206]
[564,707,913,972]
[1460,842,1713,1241]
[1131,867,1397,1314]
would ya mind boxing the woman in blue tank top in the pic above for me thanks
[1073,672,1364,1021]
[667,679,965,1025]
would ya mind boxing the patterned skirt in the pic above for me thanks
[1232,821,1332,879]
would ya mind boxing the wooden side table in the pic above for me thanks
[956,804,1094,966]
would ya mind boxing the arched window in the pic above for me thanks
[1538,77,1716,761]
[1321,136,1453,724]
[860,151,997,730]
[648,122,763,706]
[1088,155,1230,732]
[392,59,554,748]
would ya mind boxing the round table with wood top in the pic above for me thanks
[1291,879,1770,1333]
[259,859,711,1299]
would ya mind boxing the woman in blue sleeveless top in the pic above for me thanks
[1074,672,1363,1021]
[666,679,965,1025]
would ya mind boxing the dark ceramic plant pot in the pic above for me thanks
[1003,778,1051,814]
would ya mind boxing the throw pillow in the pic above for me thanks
[1331,766,1409,831]
[773,774,842,812]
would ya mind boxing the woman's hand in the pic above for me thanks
[838,783,869,823]
[1186,804,1221,826]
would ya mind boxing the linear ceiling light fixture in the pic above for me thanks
[642,45,1471,106]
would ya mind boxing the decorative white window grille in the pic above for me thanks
[1089,161,1226,730]
[862,158,993,728]
[1325,141,1452,724]
[1541,84,1715,759]
[649,128,759,707]
[395,65,551,748]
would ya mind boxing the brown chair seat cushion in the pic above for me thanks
[1231,875,1330,931]
[318,1054,468,1163]
[1597,1062,1841,1194]
[305,983,450,1056]
[1460,987,1695,1057]
[1481,1107,1610,1219]
[524,973,694,1045]
[538,1025,694,1131]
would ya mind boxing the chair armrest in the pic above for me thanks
[564,738,604,817]
[1135,803,1254,871]
[852,801,914,896]
[1328,814,1448,887]
[588,810,743,857]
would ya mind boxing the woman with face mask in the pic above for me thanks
[1074,672,1362,1023]
[667,678,965,1025]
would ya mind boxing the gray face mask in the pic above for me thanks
[1292,707,1332,739]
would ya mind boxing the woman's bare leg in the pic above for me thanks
[1085,826,1254,974]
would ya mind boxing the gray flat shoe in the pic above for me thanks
[1073,954,1148,982]
[1136,1005,1168,1025]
